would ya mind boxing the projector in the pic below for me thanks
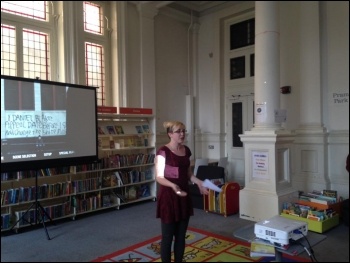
[254,215,308,245]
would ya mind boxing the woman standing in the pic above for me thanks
[155,121,208,262]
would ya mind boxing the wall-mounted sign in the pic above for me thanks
[252,151,269,179]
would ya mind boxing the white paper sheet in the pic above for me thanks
[202,179,222,193]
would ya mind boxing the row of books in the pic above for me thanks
[1,166,72,181]
[13,201,71,227]
[1,182,71,205]
[299,190,338,205]
[206,179,226,213]
[98,123,151,135]
[1,163,106,181]
[99,153,155,168]
[72,195,102,212]
[282,201,336,221]
[1,156,153,182]
[113,169,153,185]
[112,184,151,203]
[73,178,100,193]
[1,213,11,230]
[1,169,153,206]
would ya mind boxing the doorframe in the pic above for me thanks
[225,94,254,185]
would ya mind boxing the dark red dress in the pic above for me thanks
[156,145,194,224]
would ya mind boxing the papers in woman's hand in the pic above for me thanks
[203,179,222,193]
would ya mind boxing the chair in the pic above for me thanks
[193,158,209,176]
[189,165,225,209]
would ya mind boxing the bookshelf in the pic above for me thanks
[95,113,156,209]
[1,113,156,232]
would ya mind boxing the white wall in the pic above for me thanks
[124,1,349,198]
[154,13,190,132]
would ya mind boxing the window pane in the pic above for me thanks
[1,1,48,21]
[1,24,17,76]
[230,56,245,79]
[85,42,105,105]
[250,53,255,77]
[23,28,50,80]
[84,1,102,35]
[232,102,243,147]
[230,18,255,50]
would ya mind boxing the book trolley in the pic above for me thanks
[204,182,240,217]
[281,191,341,233]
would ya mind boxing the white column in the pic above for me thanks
[253,1,281,130]
[239,2,297,222]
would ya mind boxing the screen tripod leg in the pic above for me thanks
[36,202,51,240]
[9,202,36,232]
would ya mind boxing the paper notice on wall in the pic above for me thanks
[275,109,287,123]
[255,102,267,122]
[252,151,269,179]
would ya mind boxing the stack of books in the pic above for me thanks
[250,238,276,258]
[299,190,337,205]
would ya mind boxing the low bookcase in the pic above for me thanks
[204,182,240,217]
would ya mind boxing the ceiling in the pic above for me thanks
[134,1,240,16]
[170,1,229,12]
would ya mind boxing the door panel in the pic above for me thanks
[226,95,254,186]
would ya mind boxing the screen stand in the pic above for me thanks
[10,170,54,240]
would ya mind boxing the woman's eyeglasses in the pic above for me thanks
[172,129,187,134]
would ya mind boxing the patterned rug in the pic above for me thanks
[91,227,309,262]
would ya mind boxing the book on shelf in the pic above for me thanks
[307,214,321,221]
[115,125,124,134]
[106,125,116,134]
[210,178,225,185]
[119,139,125,148]
[114,171,123,185]
[299,192,337,205]
[250,238,276,258]
[98,126,106,135]
[142,124,150,133]
[322,189,337,198]
[135,125,143,134]
[127,186,137,200]
[138,184,150,198]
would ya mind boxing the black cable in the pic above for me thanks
[300,232,318,262]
